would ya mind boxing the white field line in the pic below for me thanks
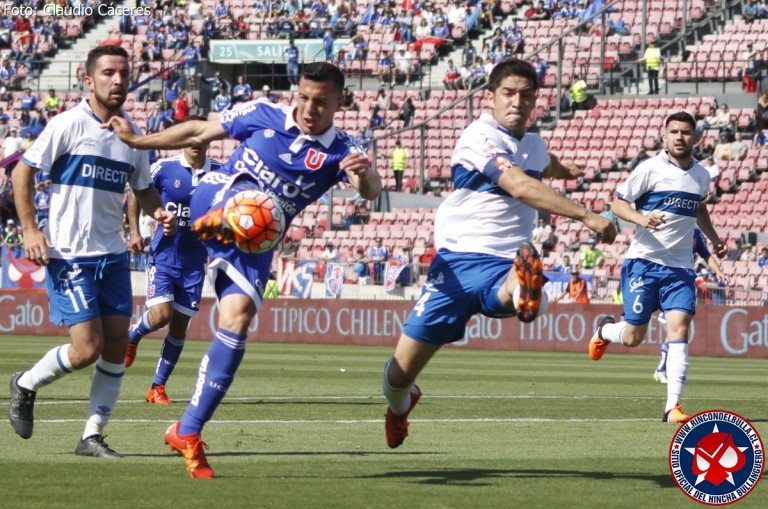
[33,417,661,424]
[31,394,766,406]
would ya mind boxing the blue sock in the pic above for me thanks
[129,310,153,344]
[152,334,185,387]
[656,342,669,372]
[179,328,246,436]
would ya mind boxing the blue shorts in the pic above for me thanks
[403,250,518,346]
[145,260,205,317]
[46,253,132,327]
[190,173,273,306]
[621,258,696,326]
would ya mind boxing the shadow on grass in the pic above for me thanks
[359,468,677,488]
[219,400,380,407]
[129,450,441,459]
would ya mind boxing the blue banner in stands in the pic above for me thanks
[325,262,346,298]
[291,260,317,299]
[1,246,46,289]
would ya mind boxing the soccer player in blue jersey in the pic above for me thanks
[8,45,177,458]
[653,228,729,383]
[125,141,223,405]
[589,111,727,424]
[380,59,617,449]
[106,62,380,478]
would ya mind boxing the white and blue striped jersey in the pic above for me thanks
[216,98,364,224]
[149,153,223,269]
[435,113,550,258]
[616,150,710,268]
[22,99,151,259]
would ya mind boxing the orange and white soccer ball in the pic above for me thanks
[224,189,286,254]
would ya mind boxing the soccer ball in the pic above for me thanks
[224,189,286,254]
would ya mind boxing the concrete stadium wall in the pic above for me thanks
[1,290,766,358]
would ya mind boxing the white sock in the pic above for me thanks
[82,358,125,440]
[665,341,689,412]
[382,358,413,416]
[18,344,75,391]
[601,321,627,345]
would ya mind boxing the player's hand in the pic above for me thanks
[716,271,731,286]
[563,162,585,179]
[640,213,666,231]
[22,227,53,266]
[154,210,177,236]
[102,116,138,147]
[128,231,145,254]
[339,152,371,176]
[585,213,617,244]
[713,242,728,259]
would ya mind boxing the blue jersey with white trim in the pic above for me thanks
[435,113,550,258]
[216,98,363,222]
[22,99,150,259]
[616,151,710,268]
[150,153,223,269]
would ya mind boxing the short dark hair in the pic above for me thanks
[665,111,696,130]
[487,58,539,92]
[301,62,345,92]
[85,45,129,77]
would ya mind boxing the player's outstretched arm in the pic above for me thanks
[542,152,585,180]
[103,117,227,150]
[340,152,381,200]
[133,187,177,237]
[11,161,52,265]
[495,157,617,243]
[126,191,145,254]
[610,197,666,231]
[696,203,726,259]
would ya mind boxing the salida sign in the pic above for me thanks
[1,290,767,358]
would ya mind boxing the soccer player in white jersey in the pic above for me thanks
[380,59,617,449]
[105,63,380,478]
[124,141,223,405]
[8,45,176,457]
[588,111,727,424]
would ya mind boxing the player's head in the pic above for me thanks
[84,45,130,113]
[295,62,345,135]
[486,59,539,136]
[663,111,698,162]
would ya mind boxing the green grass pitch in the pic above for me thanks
[0,336,766,509]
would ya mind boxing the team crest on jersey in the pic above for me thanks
[174,179,181,188]
[304,148,328,171]
[264,129,275,138]
[669,410,763,505]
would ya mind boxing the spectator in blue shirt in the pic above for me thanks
[20,88,37,111]
[284,41,300,90]
[744,0,759,23]
[378,50,394,86]
[146,103,164,133]
[759,247,768,267]
[323,28,335,61]
[213,87,232,112]
[231,75,252,103]
[432,20,449,38]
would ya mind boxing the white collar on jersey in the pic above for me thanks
[284,105,337,152]
[480,112,526,141]
[178,152,212,173]
[78,97,128,124]
[659,149,696,170]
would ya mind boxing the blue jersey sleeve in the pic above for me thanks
[693,229,711,259]
[218,99,270,142]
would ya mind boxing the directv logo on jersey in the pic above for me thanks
[664,196,699,211]
[81,163,129,184]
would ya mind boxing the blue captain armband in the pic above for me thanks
[482,154,521,184]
